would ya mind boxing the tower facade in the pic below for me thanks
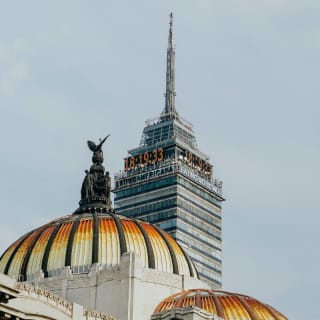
[113,14,224,288]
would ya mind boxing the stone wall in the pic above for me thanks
[29,252,208,320]
[0,273,114,320]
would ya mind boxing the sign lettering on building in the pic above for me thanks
[116,164,176,188]
[124,148,164,171]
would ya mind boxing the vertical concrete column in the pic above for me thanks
[72,303,84,320]
[120,252,142,320]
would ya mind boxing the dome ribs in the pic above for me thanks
[236,296,259,320]
[0,212,199,280]
[153,225,179,275]
[264,304,285,320]
[139,221,173,273]
[175,241,196,278]
[153,290,289,320]
[92,213,99,264]
[178,290,286,319]
[0,236,21,261]
[3,231,33,276]
[71,218,93,266]
[204,293,217,315]
[20,226,48,281]
[221,295,240,319]
[132,219,155,269]
[175,290,190,308]
[41,223,62,278]
[249,299,271,319]
[65,216,81,267]
[121,219,147,265]
[111,214,127,255]
[197,290,224,318]
[99,217,118,265]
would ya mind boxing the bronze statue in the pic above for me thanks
[79,135,112,211]
[105,171,111,199]
[81,170,94,199]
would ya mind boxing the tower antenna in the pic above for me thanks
[162,12,178,120]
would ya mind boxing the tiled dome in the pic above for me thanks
[0,212,198,281]
[153,289,287,320]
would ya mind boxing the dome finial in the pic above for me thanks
[76,134,112,213]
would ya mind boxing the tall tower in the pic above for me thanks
[113,14,224,288]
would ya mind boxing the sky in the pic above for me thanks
[0,1,319,319]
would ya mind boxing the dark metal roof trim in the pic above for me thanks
[175,242,197,278]
[92,213,99,264]
[237,295,259,320]
[111,214,127,255]
[20,227,48,280]
[65,217,81,267]
[41,223,62,277]
[154,225,179,275]
[133,219,155,269]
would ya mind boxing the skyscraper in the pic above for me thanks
[113,14,225,288]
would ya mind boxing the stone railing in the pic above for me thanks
[14,282,116,320]
[84,309,116,320]
[14,282,72,315]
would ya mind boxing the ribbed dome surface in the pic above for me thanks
[153,289,287,320]
[0,212,198,281]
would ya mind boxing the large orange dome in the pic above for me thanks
[0,211,198,281]
[153,289,287,320]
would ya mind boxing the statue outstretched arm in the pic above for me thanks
[97,134,110,150]
[87,134,110,152]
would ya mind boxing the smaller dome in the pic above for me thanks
[153,289,287,320]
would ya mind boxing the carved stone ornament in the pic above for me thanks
[76,135,112,213]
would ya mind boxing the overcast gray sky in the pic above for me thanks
[0,1,319,319]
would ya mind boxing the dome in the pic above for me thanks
[153,289,288,320]
[0,211,198,281]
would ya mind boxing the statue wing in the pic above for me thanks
[97,134,110,149]
[87,140,97,152]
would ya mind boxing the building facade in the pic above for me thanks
[113,14,225,288]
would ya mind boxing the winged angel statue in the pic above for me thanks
[81,134,111,202]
